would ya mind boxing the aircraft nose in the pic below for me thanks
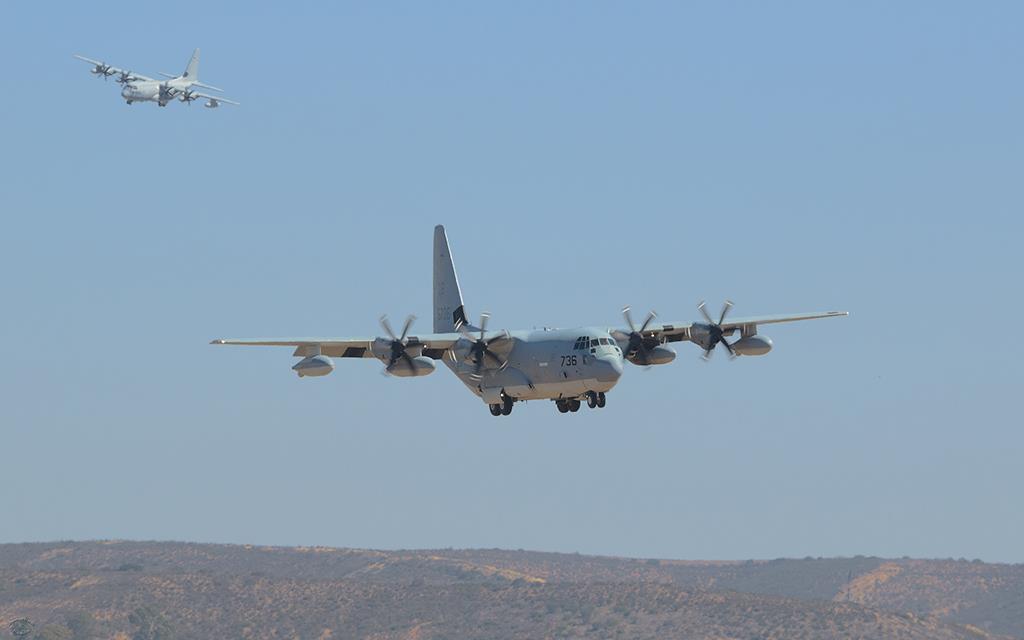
[594,353,623,383]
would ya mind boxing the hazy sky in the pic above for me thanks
[1,2,1021,562]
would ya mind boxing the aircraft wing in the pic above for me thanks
[73,55,155,82]
[190,91,240,106]
[642,310,848,342]
[211,333,461,359]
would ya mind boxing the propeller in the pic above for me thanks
[116,70,134,85]
[695,300,736,360]
[378,314,420,374]
[459,312,510,379]
[614,306,659,365]
[92,64,115,80]
[179,90,199,105]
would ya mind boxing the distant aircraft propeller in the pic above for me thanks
[378,314,420,375]
[613,306,659,365]
[92,63,114,80]
[459,312,509,379]
[179,90,198,105]
[695,300,736,361]
[116,70,134,85]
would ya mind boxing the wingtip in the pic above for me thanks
[210,339,226,345]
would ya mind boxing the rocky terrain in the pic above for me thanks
[1,542,1021,639]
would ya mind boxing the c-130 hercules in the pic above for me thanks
[212,226,847,416]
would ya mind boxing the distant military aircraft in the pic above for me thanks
[212,226,847,416]
[74,48,239,108]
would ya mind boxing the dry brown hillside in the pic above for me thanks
[0,542,1020,640]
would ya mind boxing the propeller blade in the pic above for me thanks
[718,300,734,326]
[698,301,713,325]
[702,347,713,361]
[401,351,418,372]
[639,310,657,334]
[379,315,397,341]
[486,329,510,346]
[399,315,416,342]
[622,306,636,332]
[478,312,490,341]
[483,349,507,370]
[721,339,737,359]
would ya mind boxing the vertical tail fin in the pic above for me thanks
[433,225,466,333]
[183,48,200,80]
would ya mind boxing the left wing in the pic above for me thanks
[645,310,848,343]
[73,55,155,83]
[211,333,461,359]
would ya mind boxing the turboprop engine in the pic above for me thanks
[453,312,513,379]
[613,306,675,365]
[384,356,436,377]
[292,354,334,377]
[640,345,676,365]
[371,314,437,377]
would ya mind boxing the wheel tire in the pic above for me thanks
[569,399,581,412]
[597,392,606,408]
[489,404,502,416]
[587,392,599,409]
[556,400,569,414]
[501,398,513,415]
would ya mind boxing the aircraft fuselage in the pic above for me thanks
[445,327,626,403]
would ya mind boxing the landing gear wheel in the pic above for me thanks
[489,403,502,416]
[568,399,581,412]
[556,400,569,414]
[586,392,599,409]
[501,397,513,415]
[597,392,606,408]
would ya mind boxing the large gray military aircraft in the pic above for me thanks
[212,226,847,416]
[74,48,239,108]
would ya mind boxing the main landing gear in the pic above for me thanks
[488,395,515,417]
[556,392,606,414]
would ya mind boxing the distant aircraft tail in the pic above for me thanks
[183,48,199,80]
[433,225,467,333]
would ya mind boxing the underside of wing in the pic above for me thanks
[190,91,240,106]
[211,333,461,359]
[719,310,849,330]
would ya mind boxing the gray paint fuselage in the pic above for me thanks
[445,327,625,402]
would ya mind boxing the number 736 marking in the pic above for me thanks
[560,355,578,367]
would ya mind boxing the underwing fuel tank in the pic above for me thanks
[386,356,436,377]
[730,335,773,356]
[292,355,334,377]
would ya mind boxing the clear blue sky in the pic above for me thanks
[1,1,1021,562]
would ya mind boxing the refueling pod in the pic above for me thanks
[730,335,773,356]
[292,354,334,377]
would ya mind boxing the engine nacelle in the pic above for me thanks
[628,345,676,365]
[730,335,773,356]
[292,354,334,377]
[204,99,219,108]
[386,356,436,377]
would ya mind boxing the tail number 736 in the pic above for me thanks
[560,355,578,367]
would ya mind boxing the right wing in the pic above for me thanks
[190,91,240,106]
[211,333,461,359]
